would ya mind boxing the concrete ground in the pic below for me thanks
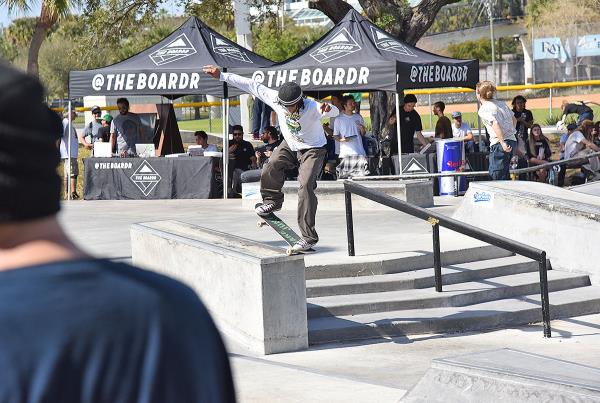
[59,197,600,403]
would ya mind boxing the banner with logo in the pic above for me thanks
[69,16,274,98]
[576,34,600,57]
[533,37,570,61]
[232,9,478,93]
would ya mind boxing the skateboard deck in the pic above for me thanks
[255,203,315,255]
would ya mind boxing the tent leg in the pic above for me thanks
[395,93,402,178]
[67,101,72,201]
[222,99,229,200]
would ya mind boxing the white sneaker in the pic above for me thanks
[291,238,316,252]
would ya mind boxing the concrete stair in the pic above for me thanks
[306,254,600,345]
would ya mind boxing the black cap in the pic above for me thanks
[277,82,303,106]
[0,62,62,222]
[567,123,577,131]
[403,94,418,104]
[91,105,101,114]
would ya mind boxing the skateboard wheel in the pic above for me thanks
[286,248,294,256]
[257,221,266,228]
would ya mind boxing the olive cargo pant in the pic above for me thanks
[260,140,327,243]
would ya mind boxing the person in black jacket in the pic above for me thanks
[525,123,552,182]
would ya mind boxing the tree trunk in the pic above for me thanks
[27,19,49,77]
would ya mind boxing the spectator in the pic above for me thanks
[511,95,534,143]
[593,121,600,148]
[564,120,600,176]
[229,124,256,195]
[241,126,281,184]
[99,114,112,143]
[0,63,235,402]
[387,94,432,174]
[560,100,597,127]
[433,101,452,139]
[560,123,577,159]
[60,110,91,200]
[350,92,362,113]
[110,97,142,157]
[525,124,552,182]
[334,95,369,178]
[251,98,273,140]
[476,80,517,180]
[323,93,344,166]
[195,130,218,151]
[83,105,104,145]
[451,111,475,153]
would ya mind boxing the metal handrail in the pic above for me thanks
[350,151,600,181]
[343,180,552,338]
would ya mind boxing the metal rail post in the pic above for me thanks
[344,190,355,256]
[539,252,552,338]
[429,217,442,292]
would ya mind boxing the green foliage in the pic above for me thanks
[252,18,327,62]
[373,13,396,32]
[447,37,520,61]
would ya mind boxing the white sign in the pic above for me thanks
[251,67,370,88]
[370,27,417,57]
[149,34,197,66]
[471,190,494,208]
[91,72,202,92]
[310,28,362,64]
[409,65,469,84]
[130,160,161,196]
[402,157,428,174]
[210,33,253,63]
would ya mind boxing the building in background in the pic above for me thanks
[284,0,362,26]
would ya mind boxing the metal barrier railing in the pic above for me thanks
[351,151,600,183]
[343,180,552,338]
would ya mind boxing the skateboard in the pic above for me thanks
[255,203,315,256]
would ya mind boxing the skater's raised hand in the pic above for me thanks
[203,65,221,79]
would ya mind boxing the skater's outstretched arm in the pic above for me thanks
[203,65,278,109]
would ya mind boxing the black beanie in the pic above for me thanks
[0,63,63,223]
[277,82,303,106]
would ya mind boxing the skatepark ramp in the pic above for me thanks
[402,349,600,402]
[305,181,600,345]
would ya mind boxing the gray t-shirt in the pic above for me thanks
[111,113,142,154]
[84,120,104,143]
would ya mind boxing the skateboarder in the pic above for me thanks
[203,65,339,252]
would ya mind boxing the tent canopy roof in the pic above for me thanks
[69,16,274,99]
[232,9,479,95]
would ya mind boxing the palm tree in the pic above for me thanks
[1,0,78,76]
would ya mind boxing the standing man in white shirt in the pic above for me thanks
[59,110,92,200]
[203,65,339,252]
[451,111,475,153]
[334,95,369,178]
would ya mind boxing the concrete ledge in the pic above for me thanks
[403,349,600,402]
[242,180,434,210]
[130,220,308,355]
[453,181,600,281]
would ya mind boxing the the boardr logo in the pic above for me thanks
[211,34,253,63]
[473,191,492,203]
[130,160,161,196]
[370,27,416,57]
[150,34,197,66]
[310,28,361,64]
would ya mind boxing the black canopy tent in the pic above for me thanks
[231,9,479,173]
[68,16,275,199]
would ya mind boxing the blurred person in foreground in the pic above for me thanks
[0,63,235,403]
[476,80,517,180]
